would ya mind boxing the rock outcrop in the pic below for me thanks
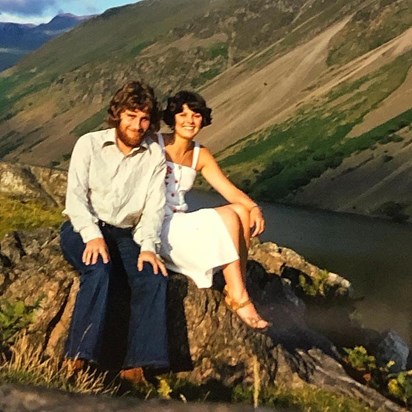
[0,161,409,410]
[0,228,407,411]
[0,162,66,207]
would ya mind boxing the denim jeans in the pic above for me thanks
[60,220,169,369]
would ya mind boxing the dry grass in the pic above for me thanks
[0,334,118,396]
[253,355,261,408]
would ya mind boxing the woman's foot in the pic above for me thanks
[223,286,270,331]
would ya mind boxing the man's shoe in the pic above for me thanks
[119,367,146,384]
[63,358,86,374]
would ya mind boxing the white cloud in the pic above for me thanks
[0,11,53,24]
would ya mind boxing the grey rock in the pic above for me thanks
[0,384,275,412]
[0,162,66,207]
[375,330,410,373]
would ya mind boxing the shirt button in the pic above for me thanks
[171,193,175,197]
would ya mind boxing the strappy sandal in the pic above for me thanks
[223,286,270,332]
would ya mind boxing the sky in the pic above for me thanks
[0,0,138,25]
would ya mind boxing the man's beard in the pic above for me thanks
[116,128,145,148]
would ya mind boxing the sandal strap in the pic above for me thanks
[223,288,270,331]
[223,287,253,311]
[225,295,253,312]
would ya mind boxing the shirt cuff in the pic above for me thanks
[79,225,103,243]
[139,239,159,254]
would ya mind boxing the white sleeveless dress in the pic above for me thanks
[158,134,239,288]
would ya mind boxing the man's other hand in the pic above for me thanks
[137,251,168,276]
[82,237,110,265]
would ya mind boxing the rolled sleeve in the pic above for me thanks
[64,135,103,243]
[133,154,166,252]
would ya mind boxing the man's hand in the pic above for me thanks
[137,251,168,276]
[82,237,110,265]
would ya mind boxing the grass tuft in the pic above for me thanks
[0,334,118,395]
[0,194,63,238]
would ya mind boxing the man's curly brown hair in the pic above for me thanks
[107,81,160,131]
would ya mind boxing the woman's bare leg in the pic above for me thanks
[214,206,268,329]
[224,203,250,280]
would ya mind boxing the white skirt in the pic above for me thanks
[160,208,239,288]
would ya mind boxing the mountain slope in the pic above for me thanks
[0,0,411,222]
[210,28,412,221]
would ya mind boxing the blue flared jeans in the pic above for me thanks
[60,220,169,369]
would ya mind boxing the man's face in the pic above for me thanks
[117,108,151,150]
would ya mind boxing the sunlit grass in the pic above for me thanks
[0,319,381,410]
[0,334,118,395]
[0,193,63,238]
[151,374,374,411]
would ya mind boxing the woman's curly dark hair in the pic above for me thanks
[162,91,212,129]
[107,81,160,131]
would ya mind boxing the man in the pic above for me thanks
[60,81,168,382]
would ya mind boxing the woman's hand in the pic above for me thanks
[250,206,265,237]
[138,251,168,276]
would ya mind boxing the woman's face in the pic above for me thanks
[174,104,202,140]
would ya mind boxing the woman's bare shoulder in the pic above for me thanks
[200,144,217,157]
[197,145,218,169]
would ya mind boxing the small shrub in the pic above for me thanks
[0,299,41,353]
[345,346,412,407]
[298,269,331,298]
[387,370,412,407]
[344,346,376,372]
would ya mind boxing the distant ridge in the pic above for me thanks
[0,13,94,71]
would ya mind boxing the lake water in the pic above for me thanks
[187,190,412,346]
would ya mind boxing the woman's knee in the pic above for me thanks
[228,203,250,224]
[215,205,241,227]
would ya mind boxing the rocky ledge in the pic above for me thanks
[0,227,409,411]
[0,161,410,410]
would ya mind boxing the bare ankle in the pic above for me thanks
[225,285,248,302]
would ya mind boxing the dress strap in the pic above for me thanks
[191,142,200,169]
[157,132,165,152]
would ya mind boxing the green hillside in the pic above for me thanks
[214,51,412,200]
[0,0,411,220]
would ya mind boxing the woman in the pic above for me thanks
[158,91,269,330]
